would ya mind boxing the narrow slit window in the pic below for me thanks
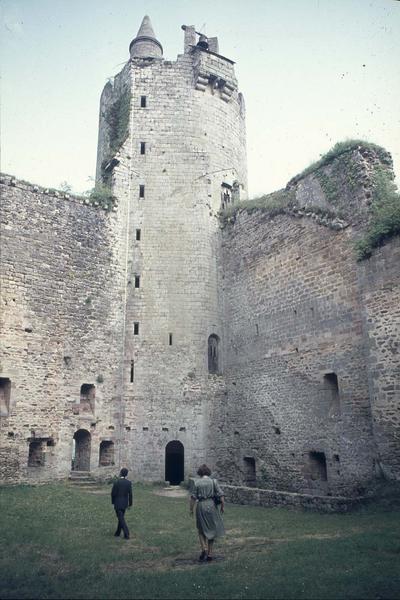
[130,360,134,383]
[140,95,147,108]
[140,142,146,155]
[139,185,145,198]
[169,333,173,346]
[135,276,140,288]
[134,322,139,335]
[136,229,141,241]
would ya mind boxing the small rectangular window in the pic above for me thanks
[140,142,146,155]
[130,360,134,383]
[134,322,139,335]
[169,333,173,346]
[140,96,147,107]
[139,185,145,198]
[135,276,140,288]
[136,229,141,241]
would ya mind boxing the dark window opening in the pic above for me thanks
[274,426,281,435]
[130,360,134,383]
[243,456,256,487]
[99,441,115,466]
[324,372,340,414]
[135,276,140,288]
[143,426,148,431]
[136,229,141,241]
[28,439,45,467]
[80,384,95,414]
[140,95,147,107]
[179,426,186,432]
[309,451,327,481]
[134,322,139,335]
[208,334,220,374]
[162,427,169,431]
[139,185,145,198]
[169,333,173,346]
[0,377,11,416]
[140,142,146,155]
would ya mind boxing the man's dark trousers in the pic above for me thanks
[111,477,133,539]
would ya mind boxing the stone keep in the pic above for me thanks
[96,17,246,482]
[1,16,399,502]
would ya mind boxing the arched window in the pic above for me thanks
[208,334,220,374]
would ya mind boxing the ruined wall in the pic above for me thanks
[358,237,400,480]
[0,176,126,482]
[214,148,399,496]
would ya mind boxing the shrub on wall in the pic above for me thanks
[355,167,400,260]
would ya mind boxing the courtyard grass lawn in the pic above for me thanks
[0,483,399,600]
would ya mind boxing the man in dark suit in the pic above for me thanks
[111,467,133,539]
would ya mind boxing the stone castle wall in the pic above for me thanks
[0,177,126,482]
[211,149,400,495]
[358,238,400,480]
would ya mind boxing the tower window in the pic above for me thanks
[139,185,145,198]
[208,334,220,374]
[140,142,146,155]
[135,276,140,288]
[140,96,147,107]
[136,229,141,241]
[134,322,139,335]
[0,377,11,416]
[169,333,173,346]
[130,360,134,383]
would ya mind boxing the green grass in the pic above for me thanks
[1,483,400,599]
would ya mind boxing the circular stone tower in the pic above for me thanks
[96,16,247,482]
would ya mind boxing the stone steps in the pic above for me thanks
[68,470,97,485]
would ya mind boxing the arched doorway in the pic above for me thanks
[72,429,91,471]
[165,440,184,485]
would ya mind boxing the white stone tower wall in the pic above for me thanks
[96,29,247,481]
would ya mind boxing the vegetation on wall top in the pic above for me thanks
[292,139,391,183]
[355,166,400,260]
[220,188,296,224]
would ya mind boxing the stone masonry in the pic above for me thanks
[0,17,399,501]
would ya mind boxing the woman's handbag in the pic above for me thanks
[212,479,222,506]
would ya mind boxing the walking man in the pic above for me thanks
[111,467,133,539]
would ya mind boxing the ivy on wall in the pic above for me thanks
[106,89,131,156]
[355,167,400,260]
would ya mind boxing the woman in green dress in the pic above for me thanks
[189,464,225,562]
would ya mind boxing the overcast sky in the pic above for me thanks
[1,0,399,197]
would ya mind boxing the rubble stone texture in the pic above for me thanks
[0,17,399,501]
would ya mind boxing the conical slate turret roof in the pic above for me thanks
[129,15,163,58]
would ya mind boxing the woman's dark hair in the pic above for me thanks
[120,468,128,477]
[197,464,211,477]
